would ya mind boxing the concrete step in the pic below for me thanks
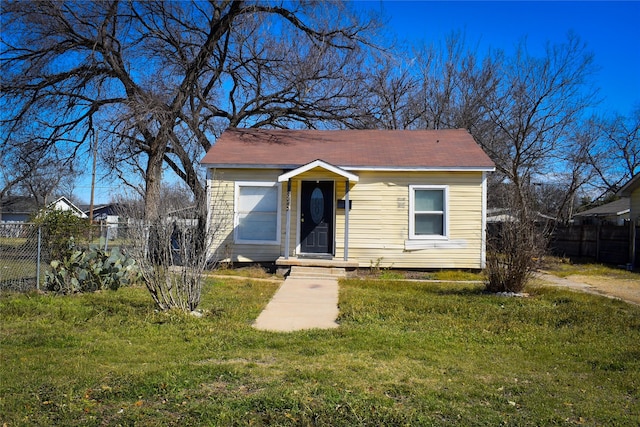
[288,266,346,279]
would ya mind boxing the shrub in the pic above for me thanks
[485,213,546,293]
[33,209,91,261]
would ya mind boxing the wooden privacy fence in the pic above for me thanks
[549,223,638,267]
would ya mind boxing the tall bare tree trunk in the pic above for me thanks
[144,145,165,223]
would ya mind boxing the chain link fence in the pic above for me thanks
[0,222,132,292]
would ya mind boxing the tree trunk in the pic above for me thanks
[144,148,164,223]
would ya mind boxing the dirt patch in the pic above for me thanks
[536,272,640,306]
[568,275,640,305]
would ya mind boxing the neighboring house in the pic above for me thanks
[201,128,495,270]
[0,196,39,222]
[82,203,121,239]
[617,174,640,269]
[1,195,88,224]
[47,196,88,219]
[81,203,120,223]
[618,174,640,224]
[573,198,630,226]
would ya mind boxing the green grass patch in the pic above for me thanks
[427,269,484,281]
[0,258,38,280]
[0,237,29,248]
[213,264,280,279]
[1,279,639,425]
[364,268,484,282]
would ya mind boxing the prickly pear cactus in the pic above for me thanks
[44,246,142,294]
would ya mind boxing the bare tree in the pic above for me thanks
[18,159,79,207]
[475,34,598,217]
[1,1,377,225]
[0,134,79,218]
[546,118,604,221]
[1,1,377,309]
[485,188,545,293]
[356,33,498,132]
[477,34,598,290]
[352,56,421,129]
[589,107,640,195]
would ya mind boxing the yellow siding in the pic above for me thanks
[207,168,487,268]
[208,169,284,262]
[335,171,485,269]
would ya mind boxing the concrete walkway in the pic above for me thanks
[253,277,340,332]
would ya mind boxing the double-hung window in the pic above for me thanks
[235,181,281,244]
[409,185,448,239]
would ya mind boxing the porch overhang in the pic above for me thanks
[278,159,359,182]
[279,159,356,263]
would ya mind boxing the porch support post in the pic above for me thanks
[284,179,292,259]
[344,179,350,261]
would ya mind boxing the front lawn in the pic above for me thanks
[1,278,638,426]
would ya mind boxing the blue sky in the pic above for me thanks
[370,0,640,113]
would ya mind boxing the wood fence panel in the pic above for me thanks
[636,226,640,267]
[598,225,630,264]
[548,224,637,266]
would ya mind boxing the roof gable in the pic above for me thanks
[618,173,640,197]
[48,196,88,218]
[201,128,495,171]
[278,160,359,182]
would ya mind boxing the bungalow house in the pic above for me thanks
[201,128,495,270]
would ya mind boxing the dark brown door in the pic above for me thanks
[300,181,334,254]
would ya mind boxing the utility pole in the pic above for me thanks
[89,130,98,223]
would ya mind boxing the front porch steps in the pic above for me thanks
[288,266,347,279]
[275,257,359,278]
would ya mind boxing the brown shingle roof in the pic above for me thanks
[200,128,495,170]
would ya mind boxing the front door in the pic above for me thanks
[300,181,334,255]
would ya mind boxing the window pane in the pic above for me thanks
[415,213,443,235]
[415,190,443,211]
[238,186,277,212]
[238,212,277,241]
[236,184,279,242]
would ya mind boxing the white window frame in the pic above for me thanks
[409,185,449,240]
[234,181,281,245]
